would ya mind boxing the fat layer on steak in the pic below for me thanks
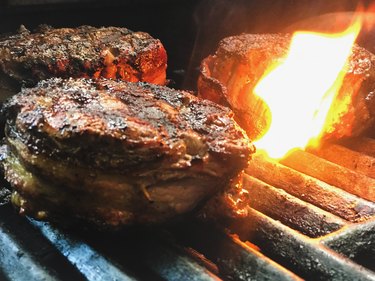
[0,25,167,101]
[1,78,254,228]
[198,33,375,141]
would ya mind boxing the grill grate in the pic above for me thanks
[0,138,374,281]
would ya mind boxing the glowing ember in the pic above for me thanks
[253,21,362,159]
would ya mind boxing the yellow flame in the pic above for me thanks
[253,20,361,159]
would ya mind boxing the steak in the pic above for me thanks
[1,78,254,228]
[0,25,167,102]
[198,33,375,141]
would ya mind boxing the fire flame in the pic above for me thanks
[253,21,361,159]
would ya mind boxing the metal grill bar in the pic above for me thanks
[243,175,346,237]
[246,153,375,222]
[29,219,219,281]
[321,218,375,270]
[241,137,375,279]
[281,150,375,201]
[308,143,375,178]
[0,205,86,281]
[228,208,375,281]
[0,227,59,281]
[167,220,302,281]
[29,220,138,281]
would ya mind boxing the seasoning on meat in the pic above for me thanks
[0,25,167,101]
[0,78,254,228]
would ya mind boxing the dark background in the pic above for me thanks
[0,0,372,89]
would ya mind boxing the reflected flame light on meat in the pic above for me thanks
[253,20,362,159]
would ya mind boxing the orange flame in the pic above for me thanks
[253,20,362,159]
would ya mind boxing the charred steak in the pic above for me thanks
[198,33,375,141]
[1,78,254,228]
[0,25,167,101]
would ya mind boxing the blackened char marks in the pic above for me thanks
[1,78,254,227]
[4,78,253,167]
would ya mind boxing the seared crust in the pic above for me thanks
[4,78,251,170]
[0,25,167,92]
[2,78,254,227]
[198,33,375,141]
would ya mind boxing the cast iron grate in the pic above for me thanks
[0,137,374,280]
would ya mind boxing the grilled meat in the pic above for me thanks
[198,33,375,141]
[1,78,254,228]
[0,25,167,102]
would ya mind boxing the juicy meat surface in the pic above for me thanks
[0,25,167,101]
[198,33,375,141]
[1,78,254,228]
